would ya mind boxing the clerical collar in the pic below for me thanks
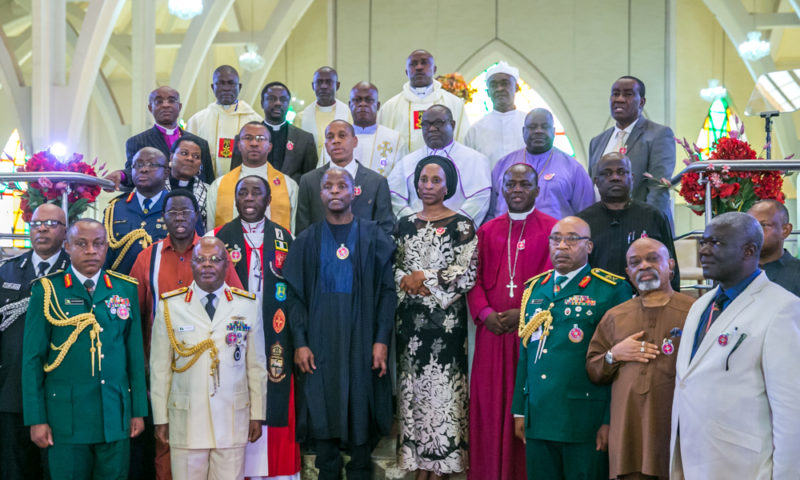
[508,206,535,220]
[554,264,587,286]
[265,121,286,131]
[331,160,358,179]
[71,267,102,291]
[155,123,178,135]
[218,100,239,112]
[241,218,265,233]
[317,103,335,112]
[177,179,190,187]
[354,124,378,135]
[426,141,455,158]
[412,84,434,98]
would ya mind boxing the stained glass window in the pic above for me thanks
[465,63,575,156]
[0,129,29,248]
[695,96,746,159]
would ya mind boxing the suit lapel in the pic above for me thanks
[676,290,713,377]
[92,271,114,307]
[210,285,234,329]
[552,265,591,304]
[684,275,764,375]
[284,125,297,167]
[149,126,171,158]
[591,127,614,169]
[625,118,646,151]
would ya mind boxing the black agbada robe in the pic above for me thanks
[283,218,396,446]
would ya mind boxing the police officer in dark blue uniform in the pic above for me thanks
[103,147,170,274]
[0,203,69,480]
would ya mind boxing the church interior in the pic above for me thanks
[1,0,800,268]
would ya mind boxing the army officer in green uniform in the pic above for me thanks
[512,216,631,480]
[22,218,148,479]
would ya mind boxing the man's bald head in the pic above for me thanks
[192,236,228,292]
[549,216,593,274]
[211,65,241,105]
[214,65,239,78]
[312,66,340,107]
[626,238,674,294]
[349,82,380,127]
[501,163,539,213]
[523,108,555,154]
[30,203,67,258]
[748,199,792,263]
[406,49,436,87]
[132,146,166,164]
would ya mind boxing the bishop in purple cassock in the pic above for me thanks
[467,164,557,480]
[490,108,594,221]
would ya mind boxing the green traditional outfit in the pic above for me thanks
[512,265,631,480]
[22,267,147,479]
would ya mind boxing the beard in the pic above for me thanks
[635,269,662,292]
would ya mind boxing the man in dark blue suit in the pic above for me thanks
[103,147,170,274]
[588,76,675,228]
[108,86,215,188]
[0,204,70,480]
[296,120,394,235]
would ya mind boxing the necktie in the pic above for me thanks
[84,279,95,297]
[691,291,729,359]
[37,262,50,277]
[142,198,152,214]
[553,275,567,294]
[614,130,627,151]
[204,293,216,320]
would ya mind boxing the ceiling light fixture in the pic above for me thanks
[738,31,770,61]
[168,0,203,20]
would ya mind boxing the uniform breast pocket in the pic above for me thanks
[111,219,132,237]
[168,393,190,443]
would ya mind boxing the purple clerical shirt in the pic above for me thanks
[491,147,594,220]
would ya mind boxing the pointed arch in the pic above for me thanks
[456,39,587,165]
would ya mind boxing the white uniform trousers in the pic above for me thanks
[170,446,246,480]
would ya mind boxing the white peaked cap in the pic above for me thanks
[486,61,520,82]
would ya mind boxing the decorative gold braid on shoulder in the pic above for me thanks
[106,270,138,285]
[39,278,103,375]
[230,287,256,300]
[34,270,64,282]
[160,287,188,299]
[161,299,220,392]
[524,269,553,286]
[591,268,625,285]
[104,198,152,271]
[517,280,554,348]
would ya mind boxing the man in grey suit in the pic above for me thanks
[588,76,675,227]
[670,212,800,479]
[296,120,394,235]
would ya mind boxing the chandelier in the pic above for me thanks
[700,79,727,102]
[239,44,265,72]
[737,31,770,61]
[168,0,203,20]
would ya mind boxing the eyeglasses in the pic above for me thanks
[72,240,107,251]
[30,219,65,229]
[241,135,268,143]
[548,235,590,246]
[164,209,195,219]
[192,255,225,265]
[420,120,449,129]
[133,162,167,170]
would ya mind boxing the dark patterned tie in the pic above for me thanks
[142,198,152,214]
[204,293,216,320]
[553,275,567,294]
[691,292,729,359]
[37,262,50,277]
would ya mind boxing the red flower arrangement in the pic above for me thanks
[15,150,107,222]
[436,73,476,103]
[672,121,788,216]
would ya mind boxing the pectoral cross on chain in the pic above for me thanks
[507,279,517,298]
[254,269,263,292]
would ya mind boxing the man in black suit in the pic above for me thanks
[588,76,675,227]
[108,86,215,188]
[0,203,70,480]
[296,120,394,234]
[231,82,318,184]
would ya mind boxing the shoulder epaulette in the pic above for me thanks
[160,287,188,299]
[591,268,625,285]
[525,269,553,286]
[106,270,139,285]
[230,287,256,300]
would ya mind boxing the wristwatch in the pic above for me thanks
[604,350,614,365]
